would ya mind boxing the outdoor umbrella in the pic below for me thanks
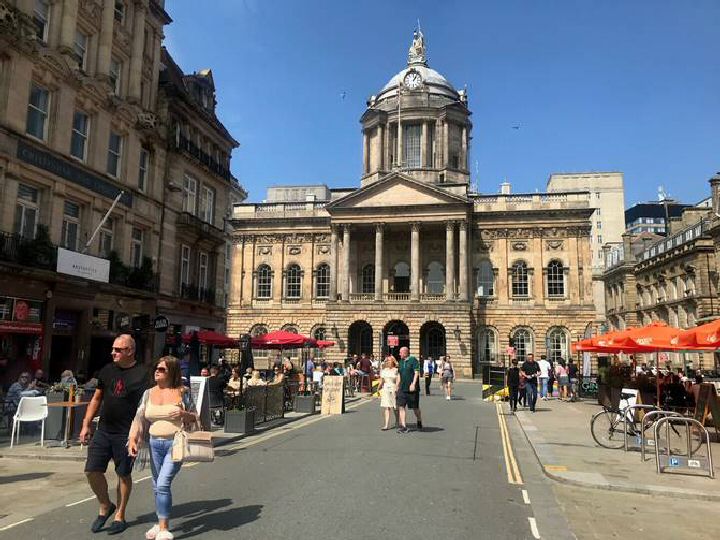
[672,318,720,349]
[251,330,317,349]
[316,340,336,348]
[181,330,239,348]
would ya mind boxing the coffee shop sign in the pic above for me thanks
[56,248,110,283]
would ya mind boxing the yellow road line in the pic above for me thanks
[495,403,523,485]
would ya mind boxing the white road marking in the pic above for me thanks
[0,518,34,531]
[133,474,152,484]
[65,496,96,507]
[522,489,530,505]
[528,517,541,539]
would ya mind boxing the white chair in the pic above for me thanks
[10,396,48,448]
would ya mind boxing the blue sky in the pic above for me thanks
[165,0,719,205]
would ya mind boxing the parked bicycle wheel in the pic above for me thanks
[590,409,626,449]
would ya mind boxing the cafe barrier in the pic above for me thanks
[654,416,714,479]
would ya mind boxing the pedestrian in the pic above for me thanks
[396,346,422,433]
[377,355,399,430]
[547,357,556,399]
[79,334,149,534]
[440,356,455,400]
[128,355,199,540]
[520,353,540,412]
[555,360,569,401]
[567,359,579,401]
[518,366,526,408]
[507,359,520,413]
[422,356,435,395]
[537,354,551,400]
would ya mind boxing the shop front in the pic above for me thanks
[0,295,44,388]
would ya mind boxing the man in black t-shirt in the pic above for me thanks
[520,353,540,412]
[80,334,149,534]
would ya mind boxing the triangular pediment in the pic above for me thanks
[327,173,468,210]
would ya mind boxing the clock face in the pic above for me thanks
[404,71,422,90]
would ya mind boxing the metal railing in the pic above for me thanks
[180,283,216,304]
[623,404,657,452]
[640,410,682,462]
[654,416,714,478]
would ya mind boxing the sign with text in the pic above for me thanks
[321,375,345,415]
[189,376,211,430]
[56,248,110,283]
[387,335,399,347]
[153,315,169,332]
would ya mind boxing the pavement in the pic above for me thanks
[0,383,565,539]
[509,395,720,501]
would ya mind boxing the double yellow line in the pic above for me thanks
[495,402,523,485]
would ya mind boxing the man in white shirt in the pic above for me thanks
[537,355,551,400]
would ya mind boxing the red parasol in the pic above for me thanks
[181,330,239,348]
[251,330,317,349]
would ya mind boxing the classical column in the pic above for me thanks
[397,120,403,167]
[362,130,369,174]
[343,225,351,301]
[421,121,428,167]
[329,226,338,300]
[410,222,420,301]
[458,220,468,301]
[445,221,455,300]
[378,124,385,170]
[96,0,115,77]
[374,223,384,301]
[149,31,161,106]
[128,2,146,102]
[461,125,468,170]
[443,121,450,169]
[59,0,79,54]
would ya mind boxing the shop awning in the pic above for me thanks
[0,321,43,334]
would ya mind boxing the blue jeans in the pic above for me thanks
[539,377,548,398]
[525,381,538,411]
[149,436,182,520]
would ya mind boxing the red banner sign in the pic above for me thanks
[387,335,399,347]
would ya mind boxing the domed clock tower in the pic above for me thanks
[360,29,472,188]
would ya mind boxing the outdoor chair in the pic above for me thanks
[10,396,48,448]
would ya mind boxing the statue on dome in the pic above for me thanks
[408,27,426,65]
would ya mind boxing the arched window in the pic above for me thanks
[281,324,298,333]
[285,264,302,299]
[250,324,268,359]
[426,261,444,294]
[512,328,533,361]
[547,260,564,297]
[547,327,569,363]
[256,264,272,299]
[511,261,529,298]
[361,264,375,294]
[313,327,326,341]
[476,260,494,297]
[392,261,410,293]
[315,264,330,298]
[478,327,497,363]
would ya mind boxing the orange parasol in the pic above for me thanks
[671,319,720,350]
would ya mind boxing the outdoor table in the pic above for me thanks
[46,401,87,448]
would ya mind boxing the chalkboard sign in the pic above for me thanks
[189,376,211,430]
[694,383,720,430]
[321,375,345,415]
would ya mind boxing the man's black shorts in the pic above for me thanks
[84,429,134,477]
[396,389,420,409]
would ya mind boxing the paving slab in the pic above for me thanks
[508,397,720,501]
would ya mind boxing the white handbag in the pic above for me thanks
[171,426,214,463]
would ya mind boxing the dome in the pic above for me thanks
[377,64,459,102]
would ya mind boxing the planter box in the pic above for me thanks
[224,408,255,434]
[45,390,67,441]
[294,394,316,414]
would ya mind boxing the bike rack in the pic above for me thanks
[623,404,656,452]
[654,416,714,478]
[640,410,682,462]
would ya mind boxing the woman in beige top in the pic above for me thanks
[128,356,197,540]
[376,356,399,431]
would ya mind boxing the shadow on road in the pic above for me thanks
[0,472,53,484]
[132,499,262,538]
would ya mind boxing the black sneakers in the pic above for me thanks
[397,426,409,434]
[416,421,424,431]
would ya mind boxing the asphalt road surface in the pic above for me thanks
[0,382,570,540]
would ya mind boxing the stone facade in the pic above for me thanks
[227,31,597,377]
[0,0,244,384]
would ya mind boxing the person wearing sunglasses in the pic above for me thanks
[80,333,149,535]
[128,356,197,540]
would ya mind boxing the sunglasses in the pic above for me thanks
[112,347,129,353]
[155,366,167,373]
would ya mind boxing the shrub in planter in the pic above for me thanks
[224,405,255,434]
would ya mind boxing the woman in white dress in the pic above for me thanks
[376,356,398,431]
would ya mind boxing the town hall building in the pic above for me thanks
[227,31,597,377]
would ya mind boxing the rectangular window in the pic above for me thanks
[180,244,190,287]
[130,227,143,268]
[183,175,197,214]
[107,131,122,177]
[138,148,149,192]
[26,83,49,140]
[74,31,88,71]
[199,185,214,224]
[61,200,80,251]
[70,111,89,161]
[198,251,209,289]
[109,59,121,96]
[597,235,603,245]
[99,217,114,257]
[597,221,602,230]
[14,184,40,239]
[114,1,125,23]
[33,0,50,43]
[403,124,422,168]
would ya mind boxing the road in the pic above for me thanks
[0,383,570,540]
